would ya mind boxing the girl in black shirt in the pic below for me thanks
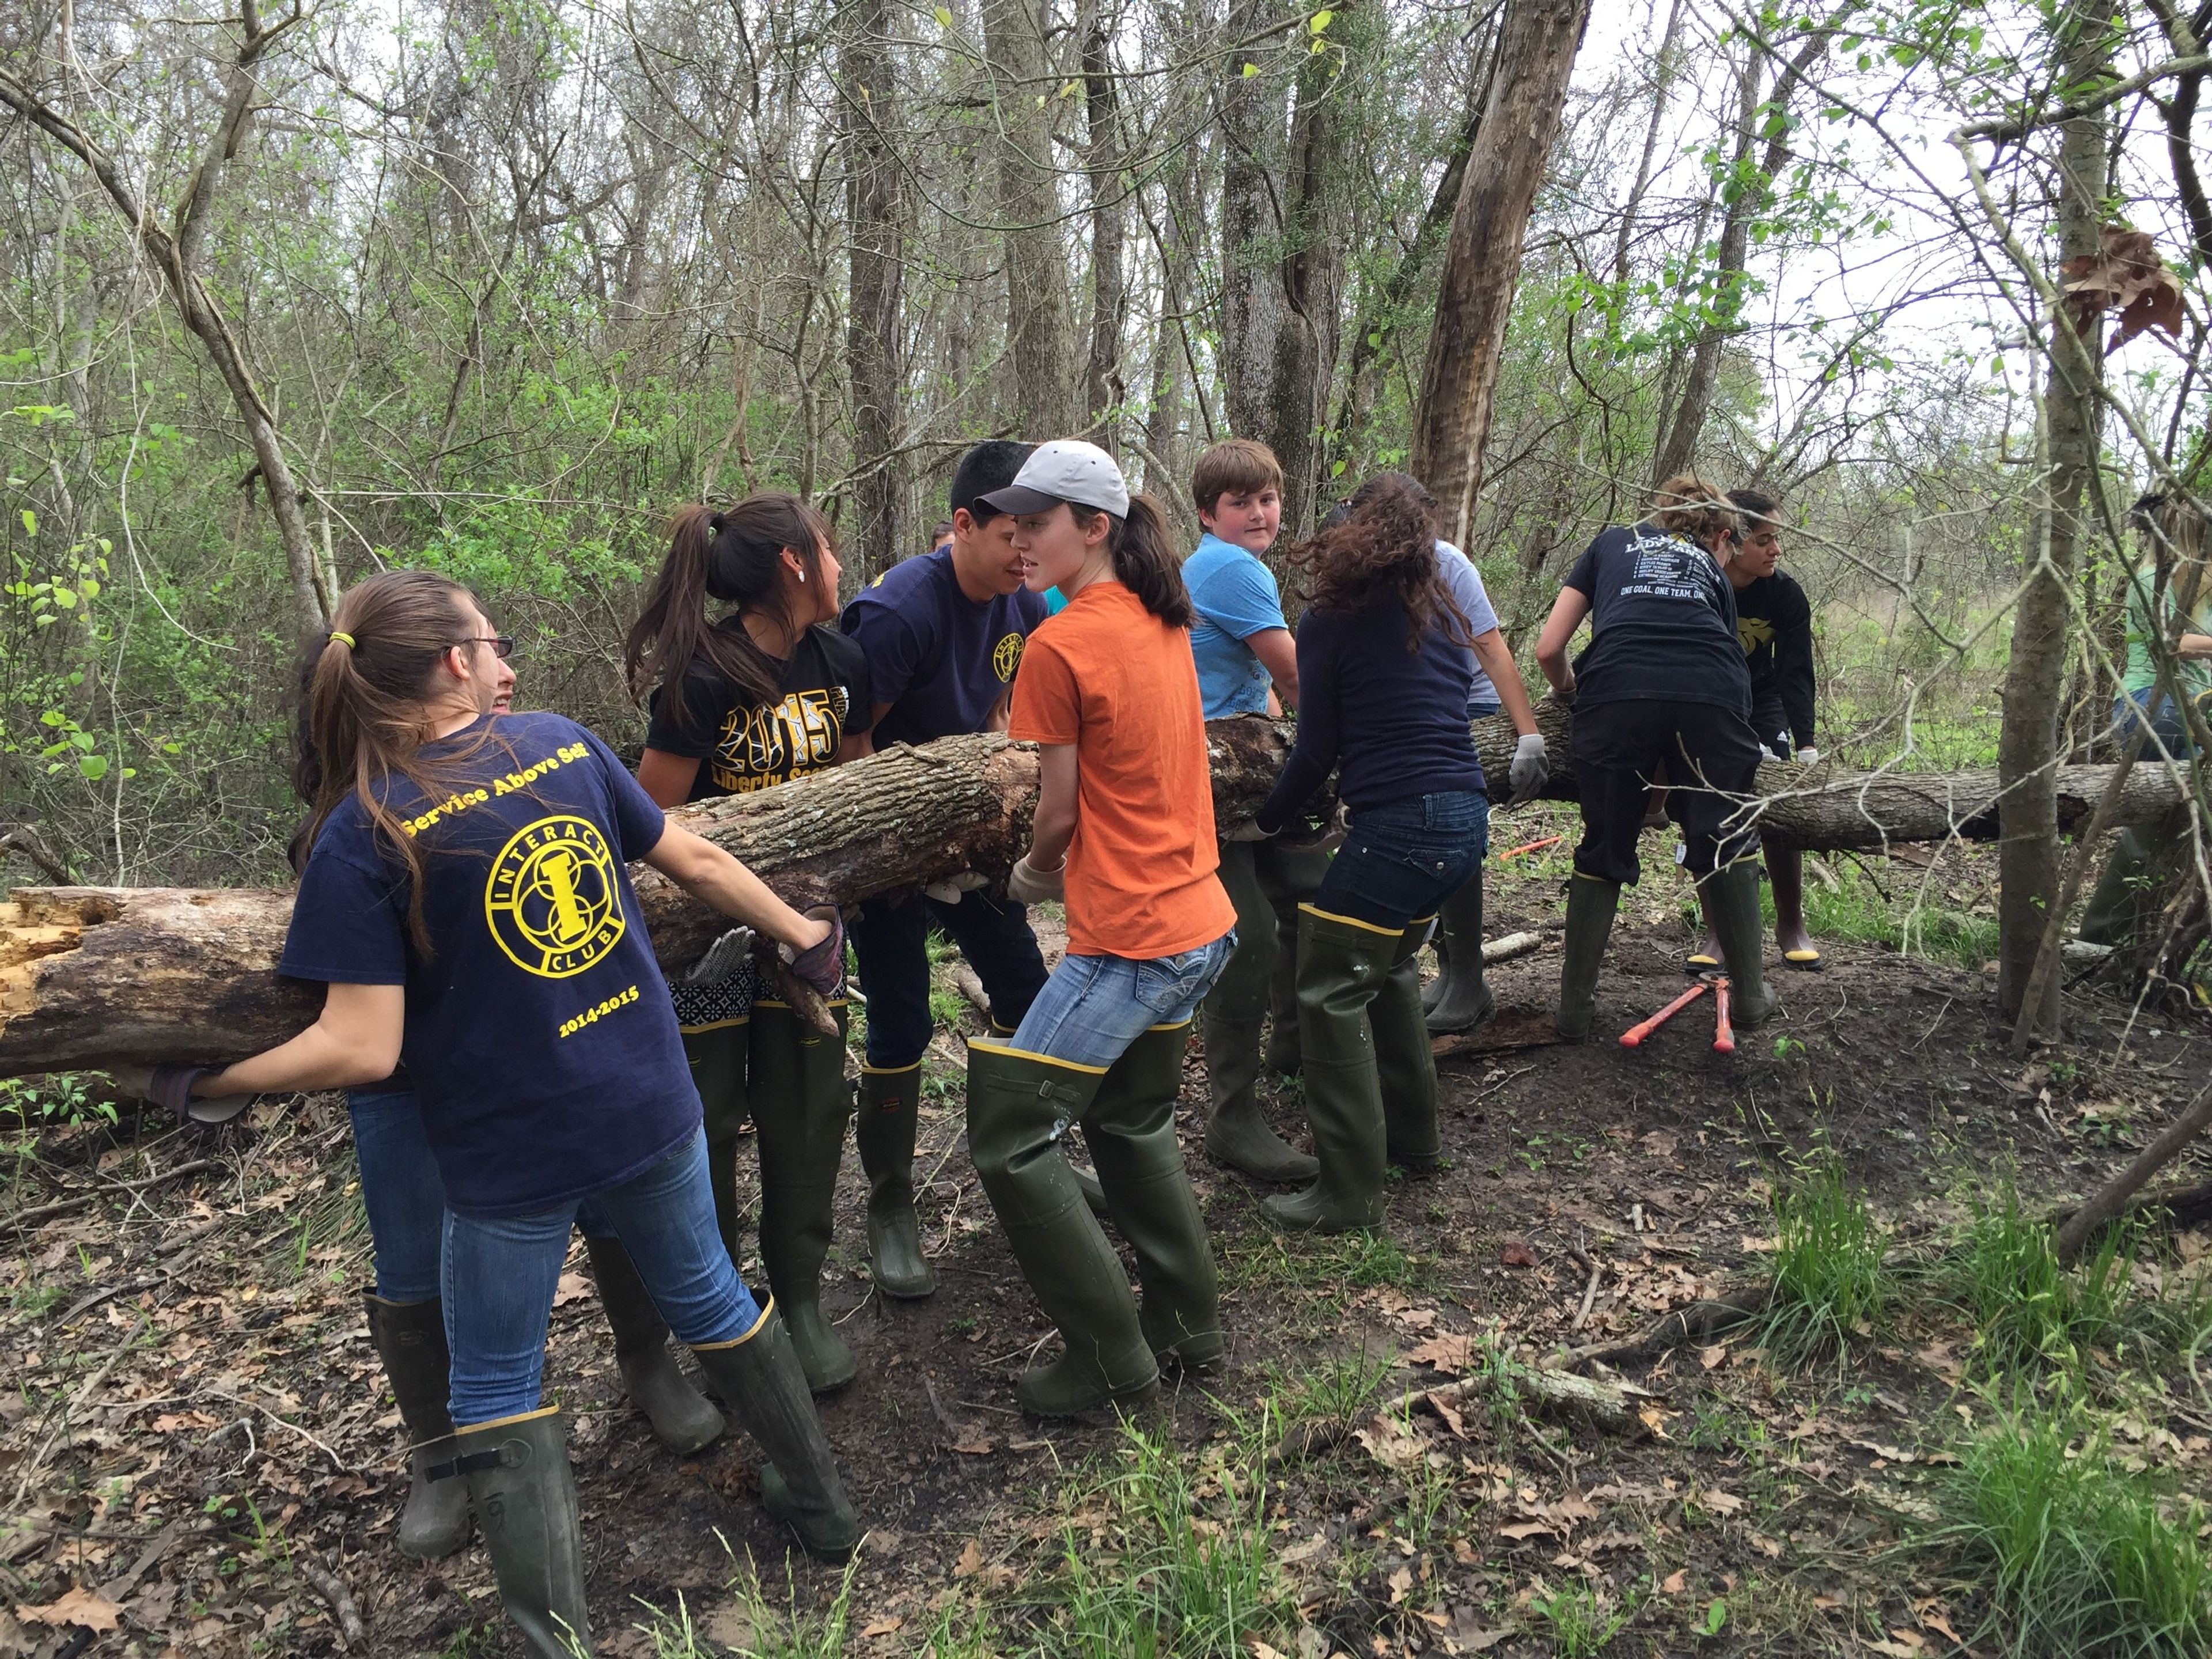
[1534,474,1775,1041]
[627,495,876,1394]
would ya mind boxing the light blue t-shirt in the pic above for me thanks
[1184,532,1288,718]
[1435,540,1502,713]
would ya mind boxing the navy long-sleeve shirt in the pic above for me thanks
[1734,571,1816,749]
[1255,592,1487,833]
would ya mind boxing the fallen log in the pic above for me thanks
[0,704,2196,1076]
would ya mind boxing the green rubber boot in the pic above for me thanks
[683,1020,751,1266]
[1205,842,1316,1180]
[2078,826,2156,946]
[1700,859,1778,1029]
[1084,1021,1224,1373]
[1203,1012,1317,1183]
[362,1294,471,1560]
[1262,907,1399,1234]
[749,998,856,1393]
[965,1042,1160,1416]
[1263,899,1305,1077]
[582,1236,726,1453]
[854,1062,937,1299]
[1373,919,1442,1173]
[1555,876,1622,1043]
[435,1408,589,1659]
[692,1305,861,1562]
[1423,873,1495,1035]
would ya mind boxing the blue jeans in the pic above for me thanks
[852,887,1050,1067]
[440,1128,759,1425]
[349,1088,449,1304]
[1009,932,1237,1069]
[2112,688,2199,757]
[1316,791,1490,930]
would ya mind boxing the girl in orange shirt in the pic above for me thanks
[965,440,1237,1417]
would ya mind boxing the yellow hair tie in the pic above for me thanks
[328,631,356,648]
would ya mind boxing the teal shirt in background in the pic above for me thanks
[1184,532,1288,718]
[2121,559,2212,702]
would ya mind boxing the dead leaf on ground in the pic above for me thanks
[17,1588,122,1633]
[1355,1415,1430,1474]
[1698,1343,1728,1370]
[1662,1569,1688,1594]
[1405,1334,1474,1374]
[1501,1240,1539,1268]
[552,1272,593,1307]
[1424,1391,1468,1439]
[860,1615,904,1638]
[952,1540,985,1578]
[1699,1488,1745,1516]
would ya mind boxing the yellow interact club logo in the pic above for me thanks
[993,631,1025,682]
[484,815,626,978]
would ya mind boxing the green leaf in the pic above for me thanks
[1241,60,1259,75]
[1309,7,1332,29]
[934,5,951,22]
[77,753,108,781]
[1702,1599,1728,1635]
[18,508,34,537]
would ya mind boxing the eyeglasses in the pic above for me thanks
[458,635,516,660]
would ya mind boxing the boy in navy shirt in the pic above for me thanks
[839,441,1052,1295]
[1183,439,1327,1182]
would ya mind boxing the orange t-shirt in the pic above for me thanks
[1008,581,1237,960]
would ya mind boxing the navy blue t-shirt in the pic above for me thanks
[278,711,699,1218]
[1256,592,1485,832]
[1563,524,1750,713]
[839,549,1047,747]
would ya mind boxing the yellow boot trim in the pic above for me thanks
[691,1295,777,1352]
[965,1036,1110,1075]
[1146,1017,1195,1033]
[860,1060,925,1078]
[1296,903,1402,937]
[454,1403,560,1434]
[679,1016,751,1035]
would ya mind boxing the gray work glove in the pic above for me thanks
[684,926,756,985]
[1794,747,1820,764]
[107,1064,253,1128]
[1007,853,1066,904]
[922,870,991,904]
[1222,820,1273,843]
[779,904,846,997]
[1508,733,1550,803]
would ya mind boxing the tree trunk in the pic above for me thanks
[1082,9,1128,442]
[984,0,1082,435]
[1998,0,2113,1033]
[3,707,2194,1077]
[1408,0,1592,545]
[841,0,907,580]
[1219,0,1288,445]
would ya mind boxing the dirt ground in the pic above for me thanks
[5,817,2210,1658]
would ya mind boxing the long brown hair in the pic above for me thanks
[2134,490,2209,621]
[1650,471,1736,549]
[297,569,486,951]
[1291,472,1471,650]
[625,494,834,731]
[1068,493,1192,627]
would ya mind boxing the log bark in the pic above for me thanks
[0,707,2196,1077]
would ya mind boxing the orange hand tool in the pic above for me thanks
[1620,981,1708,1048]
[1711,977,1734,1054]
[1498,834,1564,861]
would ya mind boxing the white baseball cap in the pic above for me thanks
[979,439,1131,520]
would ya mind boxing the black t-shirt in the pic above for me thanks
[839,549,1047,748]
[278,713,696,1218]
[644,624,874,802]
[643,623,872,1028]
[1733,571,1816,749]
[1563,524,1751,713]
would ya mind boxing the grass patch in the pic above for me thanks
[630,1552,859,1657]
[1758,1152,1890,1359]
[1930,1393,2212,1657]
[1028,1418,1299,1657]
[1531,1576,1636,1656]
[1949,1183,2143,1374]
[1226,1229,1437,1300]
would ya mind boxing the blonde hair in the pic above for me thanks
[1650,472,1736,548]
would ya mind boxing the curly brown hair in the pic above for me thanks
[1290,472,1472,650]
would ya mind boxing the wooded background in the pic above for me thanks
[2,0,2210,1032]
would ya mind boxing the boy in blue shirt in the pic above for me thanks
[840,441,1052,1296]
[1183,439,1328,1182]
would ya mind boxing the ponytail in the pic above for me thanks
[297,569,486,953]
[626,494,835,732]
[1070,494,1192,627]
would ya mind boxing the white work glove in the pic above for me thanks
[1508,733,1550,803]
[1007,852,1066,904]
[1223,820,1273,843]
[922,870,991,904]
[684,926,756,985]
[1795,747,1820,764]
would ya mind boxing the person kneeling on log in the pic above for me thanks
[627,495,874,1393]
[120,570,858,1658]
[276,653,722,1565]
[1247,475,1510,1233]
[1534,474,1777,1044]
[972,441,1237,1417]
